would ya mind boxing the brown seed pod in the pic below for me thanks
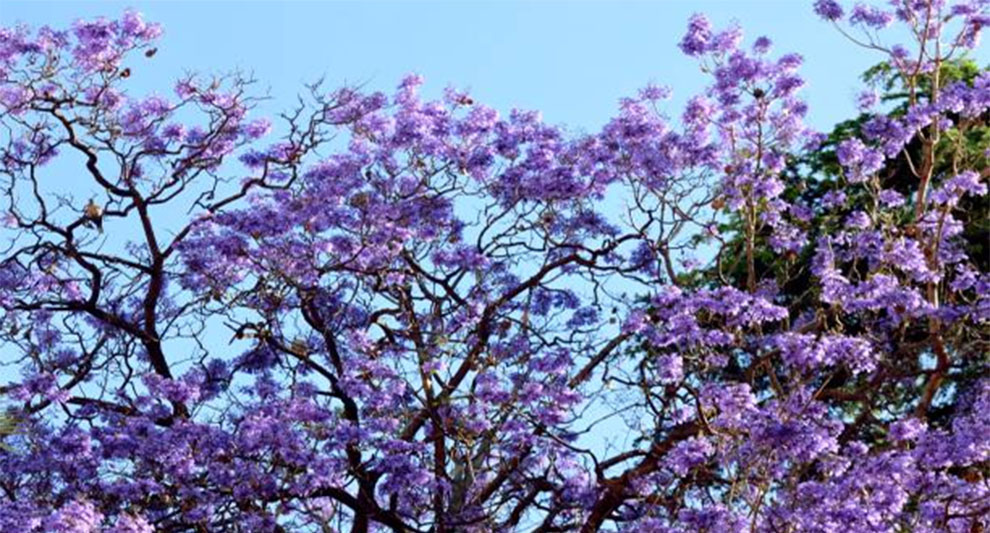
[290,339,308,357]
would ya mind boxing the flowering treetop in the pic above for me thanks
[0,1,988,532]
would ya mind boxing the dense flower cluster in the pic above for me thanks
[0,1,987,532]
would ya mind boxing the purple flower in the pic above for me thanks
[856,90,879,111]
[667,437,714,475]
[814,0,845,21]
[850,3,894,29]
[679,13,713,56]
[889,418,926,442]
[638,83,672,101]
[837,137,884,182]
[656,355,684,384]
[243,118,272,139]
[878,189,905,207]
[836,138,864,168]
[822,189,847,209]
[46,501,102,533]
[846,210,871,229]
[753,36,772,54]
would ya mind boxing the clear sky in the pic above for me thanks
[6,0,983,135]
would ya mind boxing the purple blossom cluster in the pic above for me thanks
[0,1,988,532]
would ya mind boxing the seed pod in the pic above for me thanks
[290,339,308,357]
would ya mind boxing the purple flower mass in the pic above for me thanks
[1,2,988,532]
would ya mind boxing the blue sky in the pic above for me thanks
[6,0,982,134]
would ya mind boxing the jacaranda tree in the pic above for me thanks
[0,1,987,531]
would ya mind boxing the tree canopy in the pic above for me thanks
[0,1,987,532]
